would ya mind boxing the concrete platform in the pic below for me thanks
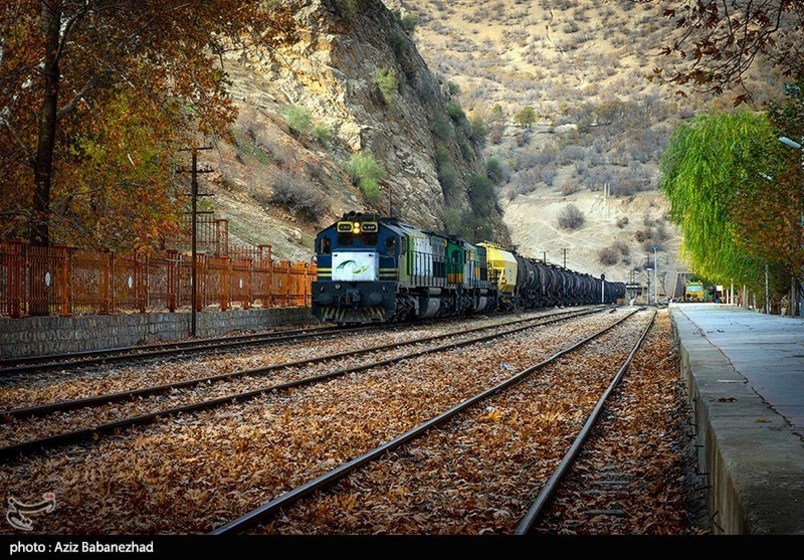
[670,303,804,534]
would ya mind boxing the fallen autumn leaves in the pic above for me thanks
[0,309,704,535]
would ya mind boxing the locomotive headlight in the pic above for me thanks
[352,222,360,233]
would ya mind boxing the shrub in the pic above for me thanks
[438,162,460,199]
[395,10,417,33]
[435,144,451,166]
[616,216,629,228]
[557,203,584,230]
[560,181,577,196]
[271,171,326,222]
[312,123,334,146]
[432,115,452,141]
[446,100,465,122]
[469,173,496,216]
[514,106,536,128]
[486,155,507,184]
[539,168,557,186]
[488,125,503,144]
[654,221,668,241]
[282,105,311,137]
[634,229,649,243]
[375,67,399,106]
[390,33,407,58]
[469,117,489,146]
[614,240,630,256]
[400,14,417,33]
[344,153,386,205]
[598,246,619,265]
[459,211,493,242]
[459,140,474,162]
[443,208,462,235]
[642,239,661,252]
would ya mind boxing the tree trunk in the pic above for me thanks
[30,1,62,248]
[29,1,62,316]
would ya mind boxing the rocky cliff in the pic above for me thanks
[207,0,510,260]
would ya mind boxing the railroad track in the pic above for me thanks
[0,323,380,376]
[514,310,656,534]
[0,306,609,461]
[521,309,701,535]
[210,307,652,534]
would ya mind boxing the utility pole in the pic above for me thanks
[651,246,659,304]
[601,273,606,304]
[562,248,568,269]
[178,146,213,338]
[645,268,652,305]
[543,251,547,264]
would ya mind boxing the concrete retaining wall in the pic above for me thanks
[0,307,316,358]
[671,309,804,534]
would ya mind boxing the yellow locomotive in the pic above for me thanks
[684,282,705,302]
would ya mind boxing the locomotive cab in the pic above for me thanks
[313,213,399,322]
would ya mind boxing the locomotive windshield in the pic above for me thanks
[336,233,378,247]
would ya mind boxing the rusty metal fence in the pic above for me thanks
[0,240,315,317]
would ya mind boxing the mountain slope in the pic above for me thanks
[203,0,510,262]
[386,0,781,293]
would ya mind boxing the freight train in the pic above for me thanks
[311,212,626,323]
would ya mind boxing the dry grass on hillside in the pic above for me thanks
[395,0,783,286]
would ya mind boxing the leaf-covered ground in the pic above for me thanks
[254,311,657,534]
[0,309,627,534]
[0,311,588,447]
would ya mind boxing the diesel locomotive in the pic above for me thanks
[312,212,626,323]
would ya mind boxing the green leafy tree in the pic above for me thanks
[514,106,536,128]
[729,84,804,304]
[660,111,771,285]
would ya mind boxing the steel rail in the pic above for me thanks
[209,308,644,535]
[1,308,601,422]
[1,307,596,376]
[514,309,658,535]
[0,324,381,376]
[0,308,608,460]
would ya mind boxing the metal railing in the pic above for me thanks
[0,240,315,317]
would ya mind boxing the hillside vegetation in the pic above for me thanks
[387,0,783,291]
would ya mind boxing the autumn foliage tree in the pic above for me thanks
[0,0,294,250]
[730,83,804,307]
[648,0,804,101]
